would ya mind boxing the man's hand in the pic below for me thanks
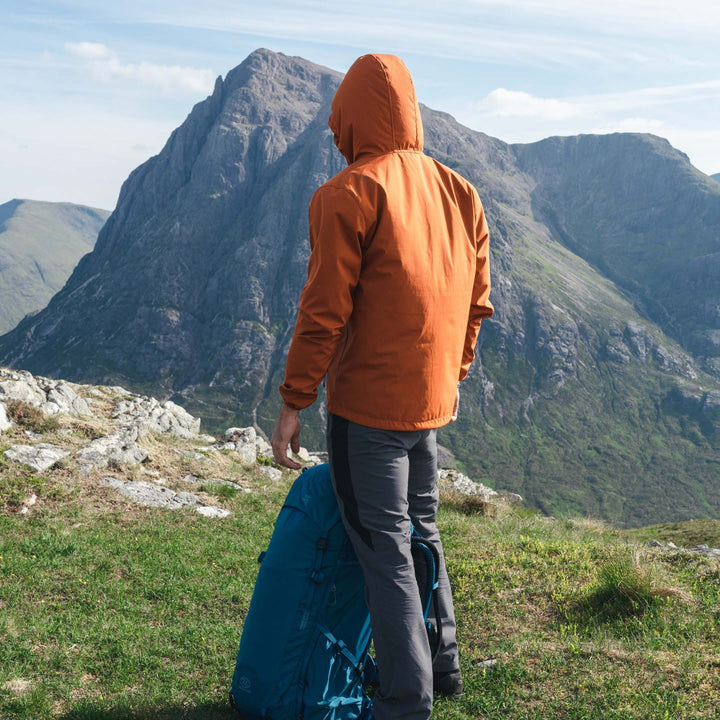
[451,387,460,422]
[271,403,302,469]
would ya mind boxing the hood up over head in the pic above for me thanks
[329,54,424,165]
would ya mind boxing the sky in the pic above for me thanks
[2,0,719,211]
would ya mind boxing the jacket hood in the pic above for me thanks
[329,54,424,165]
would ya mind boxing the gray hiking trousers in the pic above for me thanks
[327,413,460,720]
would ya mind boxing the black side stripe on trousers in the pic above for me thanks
[329,414,374,551]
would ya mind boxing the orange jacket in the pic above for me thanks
[280,54,493,430]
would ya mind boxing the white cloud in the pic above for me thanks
[483,89,581,120]
[65,41,112,60]
[64,42,215,95]
[479,80,720,121]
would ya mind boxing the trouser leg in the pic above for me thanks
[328,414,433,720]
[406,431,460,674]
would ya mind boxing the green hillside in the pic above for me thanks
[2,424,719,719]
[0,199,109,334]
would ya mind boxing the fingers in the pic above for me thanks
[270,404,303,470]
[451,387,460,422]
[274,446,302,470]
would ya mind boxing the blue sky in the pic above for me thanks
[2,0,719,210]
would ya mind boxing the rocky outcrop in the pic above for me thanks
[0,368,91,416]
[2,367,511,517]
[112,397,201,439]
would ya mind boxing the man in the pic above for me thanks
[271,54,493,720]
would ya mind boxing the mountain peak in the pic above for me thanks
[1,50,719,526]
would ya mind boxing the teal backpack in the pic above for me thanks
[229,462,440,720]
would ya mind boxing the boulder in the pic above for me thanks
[258,466,282,482]
[0,373,45,406]
[78,429,148,473]
[4,443,69,472]
[220,426,257,464]
[42,382,91,416]
[438,469,499,501]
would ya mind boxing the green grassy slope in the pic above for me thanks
[0,199,109,334]
[2,452,720,719]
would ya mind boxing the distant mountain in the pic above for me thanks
[712,173,720,183]
[0,199,109,334]
[1,49,719,527]
[514,135,720,376]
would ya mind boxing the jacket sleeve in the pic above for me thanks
[279,185,365,410]
[459,195,493,382]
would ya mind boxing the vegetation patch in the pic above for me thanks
[5,400,60,434]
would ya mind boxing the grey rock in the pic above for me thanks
[436,444,456,469]
[258,465,282,482]
[4,443,69,472]
[225,426,256,442]
[0,401,11,432]
[219,429,258,464]
[42,383,91,416]
[236,443,257,464]
[78,429,148,472]
[653,345,697,379]
[0,374,45,406]
[438,469,501,501]
[0,369,90,417]
[113,397,201,438]
[100,477,198,509]
[100,476,231,517]
[196,505,232,519]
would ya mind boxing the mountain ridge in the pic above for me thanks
[0,198,109,335]
[1,49,718,526]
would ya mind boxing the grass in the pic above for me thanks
[2,464,720,720]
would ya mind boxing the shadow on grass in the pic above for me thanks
[58,701,236,720]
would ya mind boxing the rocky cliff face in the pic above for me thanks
[1,49,719,526]
[0,199,109,334]
[513,135,720,375]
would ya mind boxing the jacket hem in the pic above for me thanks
[326,404,452,431]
